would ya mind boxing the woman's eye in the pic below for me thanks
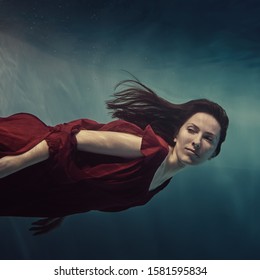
[187,128,196,134]
[205,136,213,143]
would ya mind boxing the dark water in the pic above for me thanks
[0,0,260,259]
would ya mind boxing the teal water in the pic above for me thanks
[0,0,260,259]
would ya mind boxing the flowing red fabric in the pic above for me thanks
[0,113,170,217]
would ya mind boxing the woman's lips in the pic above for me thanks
[185,148,200,158]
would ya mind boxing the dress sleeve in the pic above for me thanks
[140,124,169,159]
[44,121,82,183]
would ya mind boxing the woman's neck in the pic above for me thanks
[165,146,187,177]
[148,146,186,191]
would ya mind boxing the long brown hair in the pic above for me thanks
[106,79,229,158]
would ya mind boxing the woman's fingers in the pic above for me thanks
[29,217,64,236]
[31,217,55,226]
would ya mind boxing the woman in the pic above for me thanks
[0,79,229,234]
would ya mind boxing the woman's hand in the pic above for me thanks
[29,217,65,236]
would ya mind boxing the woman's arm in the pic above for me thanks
[0,130,143,178]
[0,140,49,178]
[75,130,143,158]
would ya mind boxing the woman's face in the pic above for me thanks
[174,112,221,166]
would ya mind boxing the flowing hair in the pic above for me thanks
[106,79,229,158]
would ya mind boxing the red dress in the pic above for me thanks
[0,113,171,217]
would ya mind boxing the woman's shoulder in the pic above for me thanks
[102,119,169,159]
[141,124,169,159]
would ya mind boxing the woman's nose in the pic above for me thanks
[192,135,202,149]
[192,142,200,149]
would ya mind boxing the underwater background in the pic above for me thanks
[0,0,260,259]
